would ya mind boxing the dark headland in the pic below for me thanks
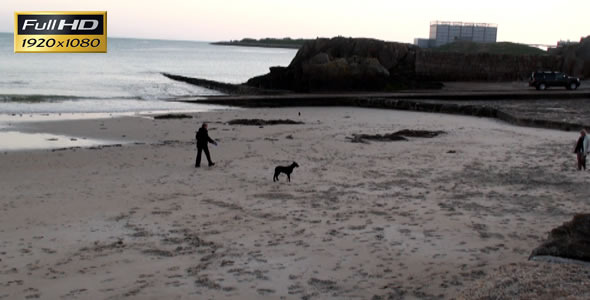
[211,37,311,49]
[198,36,590,92]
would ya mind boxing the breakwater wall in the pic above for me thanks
[191,94,590,132]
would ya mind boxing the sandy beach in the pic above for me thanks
[1,107,589,299]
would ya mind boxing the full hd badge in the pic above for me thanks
[14,11,107,53]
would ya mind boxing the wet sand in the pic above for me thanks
[1,107,589,299]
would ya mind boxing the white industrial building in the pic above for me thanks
[414,21,498,48]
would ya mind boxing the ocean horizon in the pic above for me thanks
[0,32,297,114]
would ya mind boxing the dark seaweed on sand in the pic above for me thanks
[227,119,304,126]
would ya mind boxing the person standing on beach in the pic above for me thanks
[574,129,589,170]
[195,123,217,168]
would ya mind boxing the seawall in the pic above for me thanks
[182,92,590,132]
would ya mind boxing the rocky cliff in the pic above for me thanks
[246,36,589,92]
[246,37,434,92]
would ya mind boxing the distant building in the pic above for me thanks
[413,38,434,49]
[556,40,578,48]
[414,21,498,48]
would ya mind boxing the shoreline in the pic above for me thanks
[0,108,233,152]
[4,91,590,152]
[211,42,303,49]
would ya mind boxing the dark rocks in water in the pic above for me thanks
[348,129,446,143]
[529,214,590,262]
[227,119,304,126]
[153,113,193,119]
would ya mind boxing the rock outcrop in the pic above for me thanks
[246,37,437,92]
[529,214,590,262]
[245,36,589,92]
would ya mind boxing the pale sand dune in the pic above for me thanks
[1,107,589,299]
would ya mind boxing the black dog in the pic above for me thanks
[273,162,299,182]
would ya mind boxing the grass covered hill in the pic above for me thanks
[428,41,547,56]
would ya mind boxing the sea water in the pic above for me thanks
[0,33,296,150]
[0,32,296,114]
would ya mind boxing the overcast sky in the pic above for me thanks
[1,0,588,45]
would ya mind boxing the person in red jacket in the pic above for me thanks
[195,123,217,168]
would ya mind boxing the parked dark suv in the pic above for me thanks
[529,71,581,90]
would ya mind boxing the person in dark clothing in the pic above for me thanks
[574,129,589,170]
[195,123,217,168]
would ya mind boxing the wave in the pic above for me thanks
[0,80,29,85]
[0,93,217,103]
[0,94,86,103]
[0,94,146,103]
